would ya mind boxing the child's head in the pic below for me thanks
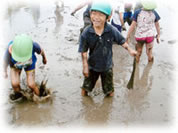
[90,1,112,27]
[12,34,33,62]
[141,0,157,10]
[124,3,133,12]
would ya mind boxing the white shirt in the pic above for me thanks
[111,3,124,25]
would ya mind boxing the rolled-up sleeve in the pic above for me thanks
[153,10,161,22]
[132,9,141,22]
[33,42,41,54]
[112,27,126,45]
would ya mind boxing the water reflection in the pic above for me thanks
[9,102,53,126]
[127,62,153,112]
[134,62,153,90]
[5,2,40,37]
[81,97,113,126]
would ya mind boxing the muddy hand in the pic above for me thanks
[71,12,75,16]
[130,49,137,57]
[83,67,89,77]
[122,25,126,31]
[156,34,160,44]
[42,57,47,64]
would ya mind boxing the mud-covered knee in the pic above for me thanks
[27,82,36,89]
[137,52,142,57]
[137,49,142,54]
[11,81,20,88]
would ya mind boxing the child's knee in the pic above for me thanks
[11,80,20,88]
[146,48,152,55]
[27,81,36,89]
[137,49,142,56]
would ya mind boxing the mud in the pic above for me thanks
[1,0,177,128]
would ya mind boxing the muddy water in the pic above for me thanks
[1,0,177,128]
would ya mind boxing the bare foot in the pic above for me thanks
[81,89,88,96]
[148,57,154,62]
[107,91,114,97]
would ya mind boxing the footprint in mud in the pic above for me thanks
[39,65,45,70]
[160,103,163,107]
[68,23,78,27]
[64,70,70,77]
[167,40,177,45]
[160,39,164,42]
[45,28,48,32]
[65,36,74,42]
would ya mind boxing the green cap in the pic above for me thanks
[12,34,33,62]
[91,1,112,16]
[141,0,157,10]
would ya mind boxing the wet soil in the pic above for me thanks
[0,0,177,128]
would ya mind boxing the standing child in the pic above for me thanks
[111,3,126,32]
[123,2,133,26]
[3,34,47,101]
[126,0,160,63]
[79,1,137,97]
[71,0,93,32]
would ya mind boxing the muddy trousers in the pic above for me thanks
[82,68,114,95]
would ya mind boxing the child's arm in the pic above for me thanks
[41,49,47,65]
[155,21,160,43]
[119,12,126,30]
[71,0,92,16]
[122,42,137,57]
[126,21,137,42]
[81,52,89,77]
[33,42,47,65]
[3,49,10,78]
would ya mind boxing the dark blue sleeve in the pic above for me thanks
[132,9,141,22]
[153,10,160,22]
[33,42,41,54]
[112,26,126,45]
[78,32,89,53]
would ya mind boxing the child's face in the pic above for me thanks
[90,11,107,27]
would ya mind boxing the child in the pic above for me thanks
[126,0,160,63]
[78,1,137,97]
[3,34,47,101]
[71,0,93,32]
[111,3,126,32]
[123,2,133,26]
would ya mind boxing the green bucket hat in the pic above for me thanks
[90,0,112,16]
[141,0,157,10]
[12,34,33,62]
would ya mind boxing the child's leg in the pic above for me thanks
[136,42,144,63]
[101,68,114,96]
[146,42,154,62]
[26,70,39,96]
[81,69,99,96]
[10,68,21,92]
